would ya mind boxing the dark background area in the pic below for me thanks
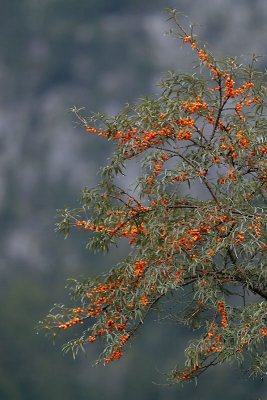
[1,1,267,399]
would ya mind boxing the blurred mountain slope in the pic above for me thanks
[1,1,267,399]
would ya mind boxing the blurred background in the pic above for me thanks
[1,0,267,399]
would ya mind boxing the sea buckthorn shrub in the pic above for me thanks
[40,10,267,384]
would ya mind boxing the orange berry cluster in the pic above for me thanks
[168,222,213,255]
[172,228,202,252]
[119,222,149,245]
[224,77,235,98]
[176,116,195,127]
[235,231,245,242]
[87,318,127,345]
[87,126,175,156]
[211,153,221,163]
[205,322,224,353]
[217,301,228,329]
[183,35,191,43]
[169,171,189,183]
[235,131,249,149]
[176,129,192,140]
[218,168,237,185]
[247,220,262,238]
[134,260,147,277]
[234,97,259,119]
[258,145,267,155]
[219,138,239,159]
[151,153,169,176]
[58,317,83,330]
[182,96,207,114]
[104,347,123,364]
[198,49,208,62]
[76,220,105,232]
[182,35,197,49]
[225,79,254,99]
[182,32,258,109]
[76,214,150,246]
[139,295,149,306]
[175,365,200,382]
